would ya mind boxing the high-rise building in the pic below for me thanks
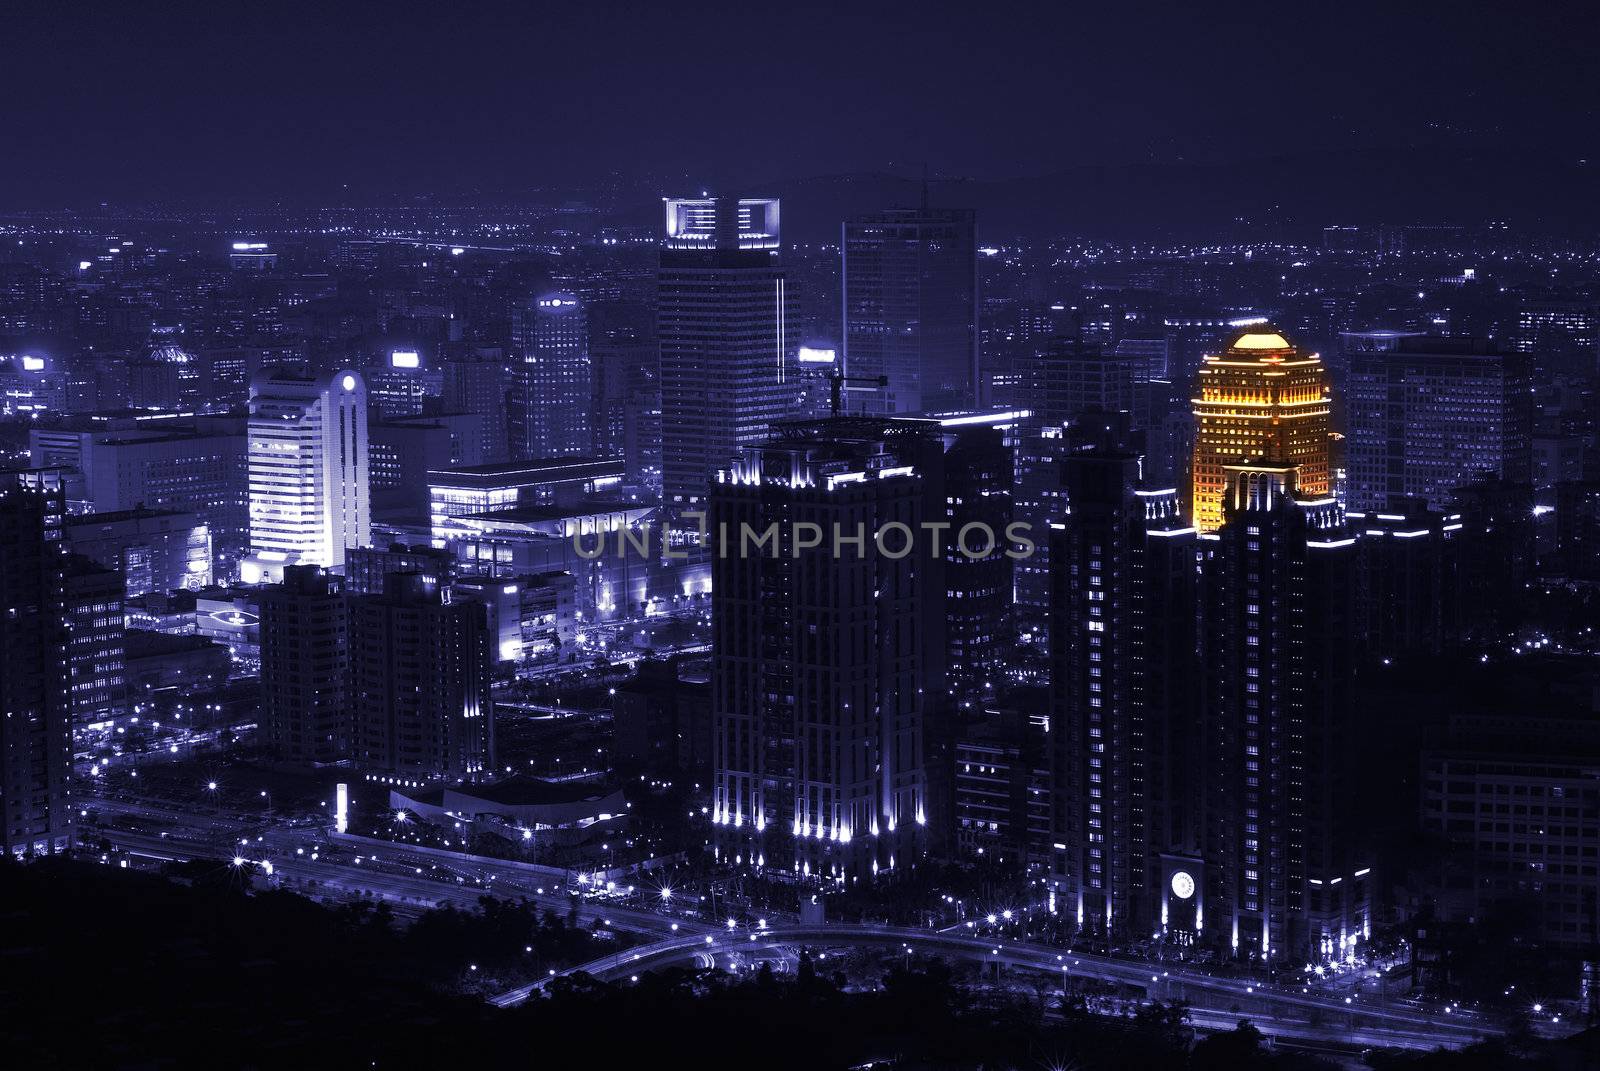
[709,418,947,878]
[64,507,212,598]
[659,197,789,509]
[258,565,348,764]
[1048,450,1199,941]
[1343,333,1533,512]
[842,204,978,415]
[1514,292,1600,375]
[365,349,441,419]
[242,368,370,584]
[1190,330,1332,532]
[440,354,510,463]
[30,417,247,579]
[1199,463,1370,963]
[64,554,126,726]
[0,479,73,856]
[515,294,592,459]
[349,572,493,782]
[1020,335,1140,429]
[588,299,656,467]
[1348,502,1463,662]
[938,421,1014,702]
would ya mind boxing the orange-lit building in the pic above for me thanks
[1190,330,1332,532]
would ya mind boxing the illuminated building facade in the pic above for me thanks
[258,565,349,764]
[426,456,624,533]
[515,293,592,459]
[659,196,790,509]
[30,418,248,580]
[709,418,946,878]
[1190,331,1331,532]
[64,554,126,726]
[842,205,978,414]
[0,479,73,856]
[1200,463,1371,963]
[1343,333,1532,512]
[349,571,493,782]
[1048,448,1200,942]
[64,507,212,597]
[242,369,370,584]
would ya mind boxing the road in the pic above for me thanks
[491,924,1499,1052]
[86,795,708,940]
[83,794,1524,1053]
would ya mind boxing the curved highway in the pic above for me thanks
[492,923,1498,1052]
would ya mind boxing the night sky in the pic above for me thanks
[2,0,1595,204]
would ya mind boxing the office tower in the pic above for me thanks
[368,413,490,511]
[258,565,349,764]
[452,571,577,666]
[1348,502,1462,662]
[659,196,789,509]
[365,349,441,419]
[440,354,510,463]
[1514,291,1600,375]
[64,507,212,597]
[710,418,946,878]
[1420,698,1600,952]
[841,204,978,414]
[514,293,592,460]
[1343,333,1533,512]
[1013,409,1138,618]
[0,480,72,856]
[1190,330,1332,533]
[30,418,248,578]
[589,299,657,465]
[1048,450,1199,941]
[1202,463,1369,962]
[954,707,1050,868]
[1021,335,1141,429]
[241,368,370,585]
[1113,337,1170,383]
[940,422,1014,702]
[613,658,713,779]
[349,572,493,782]
[344,543,456,596]
[64,554,126,725]
[146,341,205,412]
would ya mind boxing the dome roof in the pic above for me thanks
[1231,331,1292,351]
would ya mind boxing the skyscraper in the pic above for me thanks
[259,565,349,764]
[0,479,73,856]
[1048,449,1199,941]
[1343,333,1533,512]
[709,418,946,878]
[940,422,1014,702]
[842,204,978,415]
[659,196,789,509]
[242,368,370,584]
[440,354,511,463]
[1200,463,1370,963]
[516,293,592,459]
[349,571,493,783]
[64,554,126,726]
[1190,330,1332,532]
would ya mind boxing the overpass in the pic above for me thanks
[492,923,1498,1052]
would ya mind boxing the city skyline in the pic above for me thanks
[2,4,1599,1067]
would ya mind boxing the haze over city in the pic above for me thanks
[0,3,1598,1069]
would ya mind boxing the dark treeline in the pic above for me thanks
[1,859,1592,1069]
